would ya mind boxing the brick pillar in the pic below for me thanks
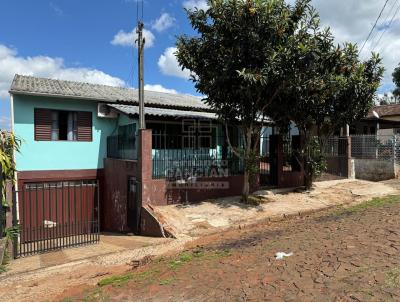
[138,129,152,205]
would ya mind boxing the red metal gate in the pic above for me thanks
[13,180,99,258]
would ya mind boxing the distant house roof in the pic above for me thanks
[9,74,208,111]
[366,104,400,119]
[108,104,219,120]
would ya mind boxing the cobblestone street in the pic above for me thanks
[63,195,400,302]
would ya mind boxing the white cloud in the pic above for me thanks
[183,0,209,11]
[158,47,191,79]
[49,2,63,16]
[0,44,125,99]
[152,13,176,32]
[111,27,155,48]
[0,115,10,130]
[144,84,178,94]
[286,0,400,92]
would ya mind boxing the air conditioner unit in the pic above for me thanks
[97,103,118,118]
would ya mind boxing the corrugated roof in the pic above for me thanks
[9,74,208,110]
[108,104,219,120]
[366,104,400,119]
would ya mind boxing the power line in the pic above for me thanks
[359,0,391,54]
[372,0,400,52]
[369,0,397,47]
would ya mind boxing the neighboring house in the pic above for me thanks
[9,74,304,237]
[351,104,400,136]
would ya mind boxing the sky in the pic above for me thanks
[0,0,399,129]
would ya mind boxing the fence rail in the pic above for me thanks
[351,135,398,161]
[107,135,137,160]
[151,134,244,179]
[13,180,100,258]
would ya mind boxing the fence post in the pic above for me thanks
[393,135,398,178]
[346,136,353,179]
[11,189,17,259]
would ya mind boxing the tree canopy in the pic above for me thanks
[393,64,400,101]
[176,0,383,195]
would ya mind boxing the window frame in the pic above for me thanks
[34,108,92,142]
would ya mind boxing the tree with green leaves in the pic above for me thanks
[176,0,314,201]
[176,0,383,197]
[0,130,20,237]
[271,16,384,188]
[0,130,20,206]
[392,64,400,102]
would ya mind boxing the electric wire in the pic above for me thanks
[359,0,391,54]
[372,0,400,52]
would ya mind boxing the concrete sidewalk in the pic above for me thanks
[3,233,169,277]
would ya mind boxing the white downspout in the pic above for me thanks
[10,93,19,223]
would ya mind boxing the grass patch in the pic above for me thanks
[245,195,265,206]
[334,195,400,216]
[386,268,400,288]
[98,269,158,287]
[97,248,231,289]
[0,265,6,274]
[83,288,109,302]
[159,277,175,286]
[168,252,194,270]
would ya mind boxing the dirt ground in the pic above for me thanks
[61,195,400,302]
[154,179,397,237]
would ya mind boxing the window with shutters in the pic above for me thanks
[34,108,92,142]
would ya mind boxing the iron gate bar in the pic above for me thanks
[12,180,100,258]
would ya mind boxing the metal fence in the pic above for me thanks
[321,137,349,178]
[107,135,137,160]
[260,136,270,176]
[13,180,100,258]
[351,135,398,161]
[152,134,244,179]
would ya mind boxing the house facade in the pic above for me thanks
[10,74,304,237]
[351,104,400,135]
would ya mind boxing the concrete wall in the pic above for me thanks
[13,95,118,171]
[354,158,396,181]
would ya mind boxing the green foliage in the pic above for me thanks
[4,225,20,240]
[176,0,383,191]
[304,137,327,181]
[340,195,400,214]
[0,131,21,206]
[393,65,400,100]
[177,0,314,198]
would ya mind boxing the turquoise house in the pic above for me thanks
[10,74,257,236]
[8,74,306,259]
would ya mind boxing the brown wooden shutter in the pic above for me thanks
[34,108,52,141]
[77,111,92,141]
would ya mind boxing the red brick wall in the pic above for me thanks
[142,175,249,206]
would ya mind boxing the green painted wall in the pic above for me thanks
[13,95,118,171]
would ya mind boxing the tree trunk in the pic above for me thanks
[301,129,313,190]
[241,129,253,203]
[242,169,250,202]
[303,161,313,190]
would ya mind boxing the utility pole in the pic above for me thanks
[137,21,146,129]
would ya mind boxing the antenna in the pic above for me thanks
[136,0,145,129]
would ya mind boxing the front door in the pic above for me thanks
[127,177,138,234]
